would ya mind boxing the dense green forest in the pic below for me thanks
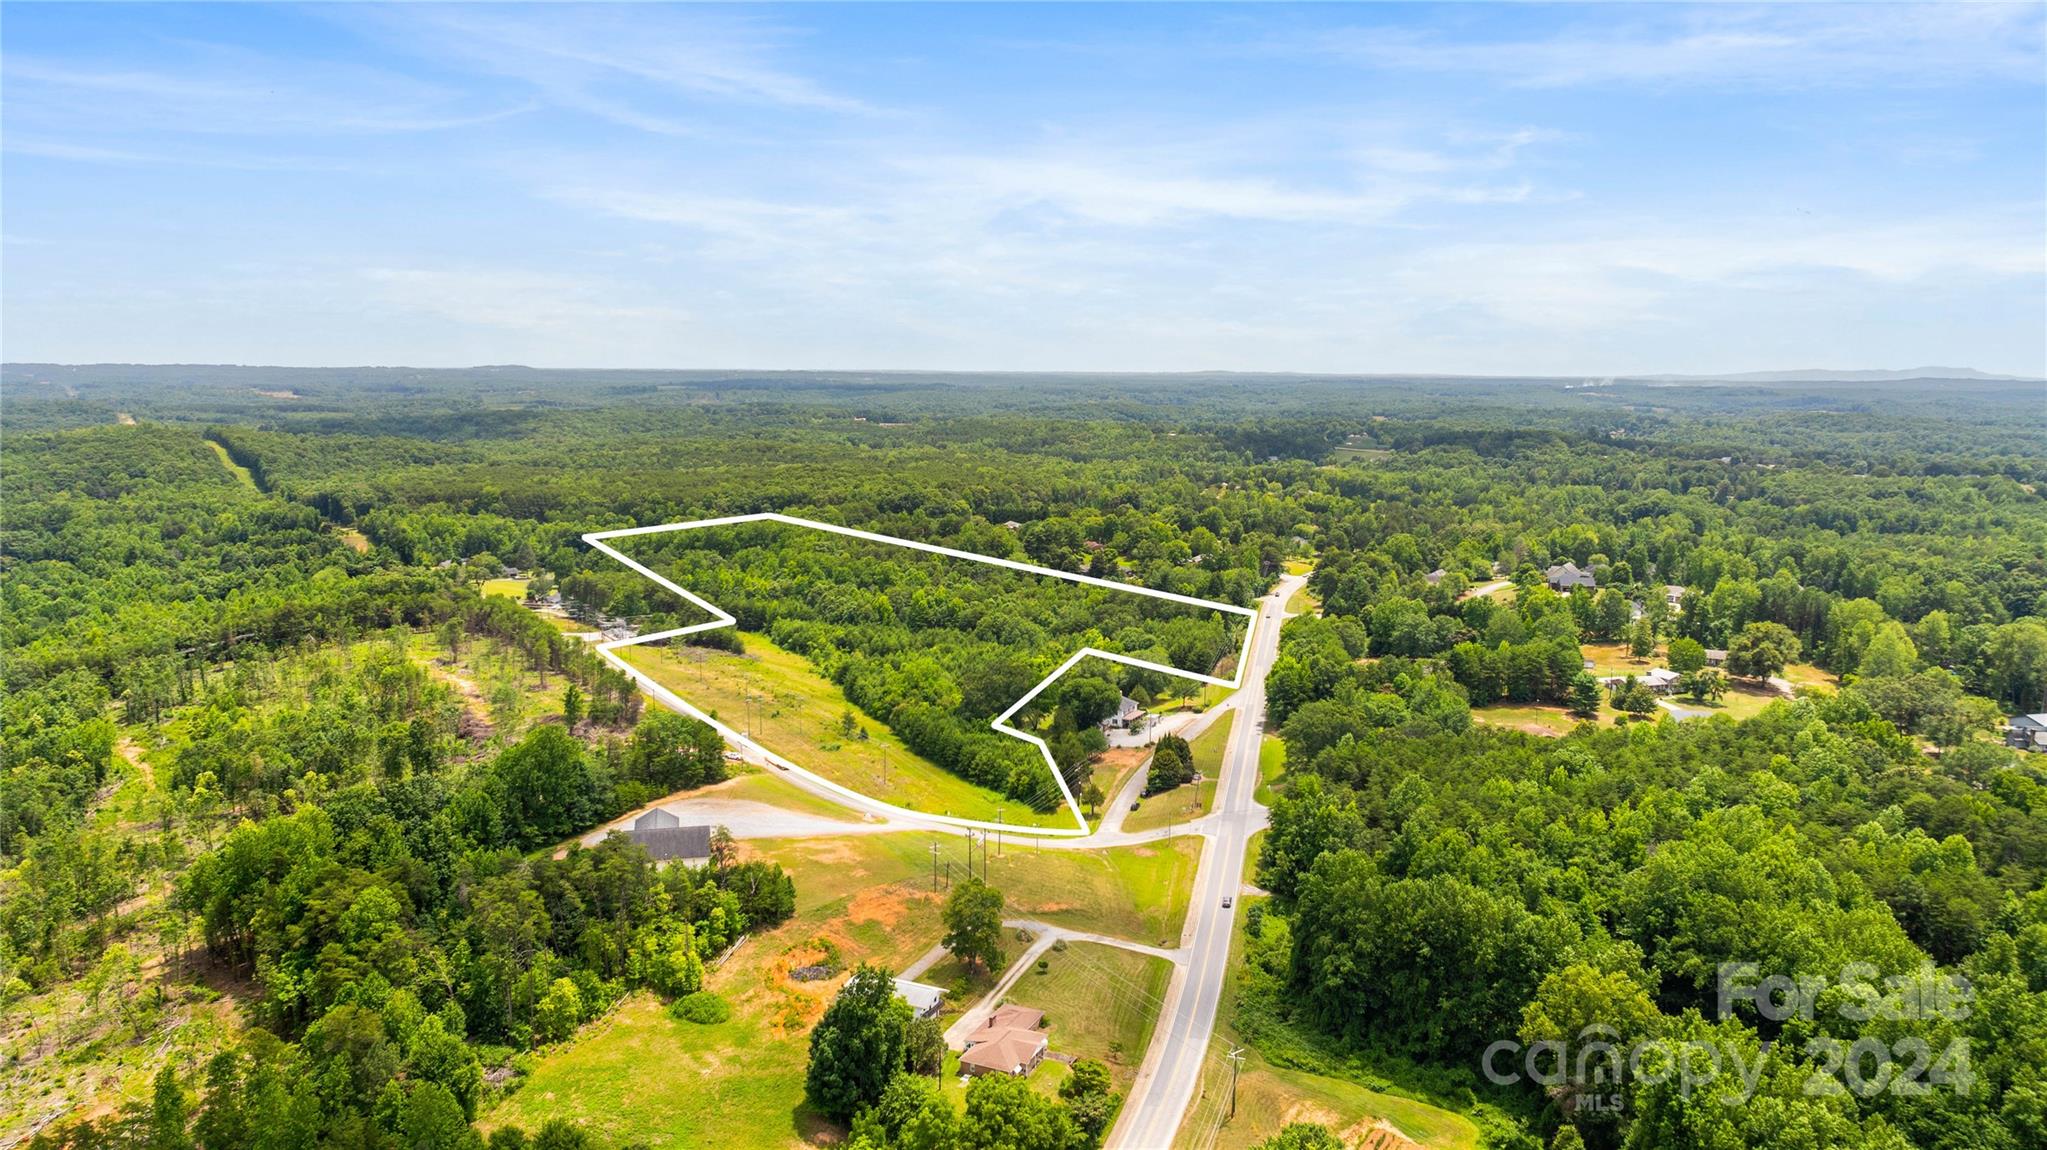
[3,367,2043,1150]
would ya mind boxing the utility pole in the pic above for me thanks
[1226,1047,1245,1119]
[996,807,1003,858]
[931,841,939,893]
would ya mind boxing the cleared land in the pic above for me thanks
[620,633,1070,829]
[205,440,258,489]
[487,828,1197,1148]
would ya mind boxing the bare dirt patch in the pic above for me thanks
[844,886,930,930]
[1348,1120,1421,1150]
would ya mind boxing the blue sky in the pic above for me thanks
[4,2,2043,375]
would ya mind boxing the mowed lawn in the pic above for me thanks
[1125,710,1235,833]
[753,832,1200,948]
[1001,942,1174,1090]
[621,632,1073,829]
[487,828,1199,1148]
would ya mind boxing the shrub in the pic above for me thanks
[670,991,731,1025]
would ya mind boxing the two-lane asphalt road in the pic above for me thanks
[1108,571,1304,1149]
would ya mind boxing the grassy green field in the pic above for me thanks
[1173,897,1482,1150]
[1471,702,1594,737]
[747,832,1200,948]
[1579,640,1657,678]
[712,771,867,823]
[1660,682,1790,722]
[1779,661,1837,693]
[485,990,840,1150]
[1000,942,1174,1090]
[481,577,528,599]
[488,826,1199,1148]
[621,633,1071,829]
[1125,711,1235,832]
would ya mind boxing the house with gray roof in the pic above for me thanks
[624,810,712,864]
[1545,561,1597,592]
[2007,713,2047,753]
[892,978,946,1021]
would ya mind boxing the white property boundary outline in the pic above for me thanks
[582,512,1257,837]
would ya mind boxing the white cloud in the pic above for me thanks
[1312,4,2045,89]
[1,52,523,137]
[353,5,873,133]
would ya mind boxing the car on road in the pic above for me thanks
[1221,896,1233,908]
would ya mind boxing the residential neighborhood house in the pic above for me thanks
[1545,561,1597,592]
[1601,668,1682,694]
[959,1005,1049,1078]
[2008,713,2047,754]
[1104,695,1145,731]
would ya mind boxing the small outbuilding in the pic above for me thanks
[892,978,947,1021]
[626,816,712,864]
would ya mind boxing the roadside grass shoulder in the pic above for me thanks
[1284,581,1319,617]
[1172,897,1482,1150]
[1254,735,1284,807]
